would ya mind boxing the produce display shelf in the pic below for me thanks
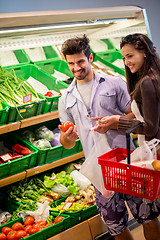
[0,111,59,135]
[0,151,84,187]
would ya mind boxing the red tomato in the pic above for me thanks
[12,222,24,231]
[0,233,6,240]
[54,216,65,223]
[61,121,74,132]
[15,230,27,240]
[24,216,35,226]
[1,227,12,235]
[6,231,17,240]
[24,225,32,234]
[33,221,46,228]
[29,228,39,235]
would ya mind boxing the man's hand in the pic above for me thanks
[59,124,79,149]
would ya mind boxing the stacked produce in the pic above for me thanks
[0,212,66,239]
[0,66,40,107]
[21,125,61,149]
[0,141,33,164]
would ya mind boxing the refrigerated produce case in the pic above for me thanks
[0,6,151,240]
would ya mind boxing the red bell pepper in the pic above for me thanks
[12,144,33,155]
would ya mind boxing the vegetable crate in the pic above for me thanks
[0,49,30,69]
[98,126,160,200]
[35,59,74,84]
[0,102,10,126]
[23,46,60,63]
[90,38,116,54]
[5,63,68,115]
[0,213,70,240]
[17,120,83,166]
[50,198,98,228]
[93,50,125,76]
[0,133,38,180]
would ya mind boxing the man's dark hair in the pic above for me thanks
[61,35,91,60]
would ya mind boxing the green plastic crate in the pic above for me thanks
[23,46,60,63]
[16,122,63,166]
[90,38,116,54]
[1,49,31,69]
[35,59,73,81]
[94,50,125,76]
[50,203,82,228]
[0,133,38,180]
[0,102,10,126]
[0,213,70,240]
[3,65,48,123]
[62,139,83,158]
[81,204,98,221]
[5,63,68,115]
[50,198,98,227]
[17,120,82,166]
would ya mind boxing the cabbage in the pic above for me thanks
[35,126,54,141]
[32,139,51,149]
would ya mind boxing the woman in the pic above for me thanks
[93,33,160,240]
[93,33,160,147]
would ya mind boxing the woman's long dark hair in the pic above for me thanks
[120,33,160,101]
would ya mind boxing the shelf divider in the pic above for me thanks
[20,111,59,128]
[0,171,26,187]
[26,152,84,178]
[0,121,21,134]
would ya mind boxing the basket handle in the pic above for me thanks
[126,122,143,165]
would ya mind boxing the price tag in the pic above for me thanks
[0,153,12,162]
[85,200,95,205]
[49,175,56,180]
[59,89,67,96]
[62,202,73,210]
[23,93,32,103]
[43,193,53,197]
[73,164,82,170]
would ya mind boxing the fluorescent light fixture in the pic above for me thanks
[0,18,127,35]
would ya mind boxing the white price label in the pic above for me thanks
[62,202,73,210]
[0,153,12,162]
[23,93,32,103]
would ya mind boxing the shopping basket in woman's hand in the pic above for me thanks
[98,123,160,200]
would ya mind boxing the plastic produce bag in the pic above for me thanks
[130,138,160,163]
[32,139,51,149]
[51,183,70,197]
[80,128,114,198]
[26,201,49,222]
[35,126,54,141]
[70,170,91,190]
[50,129,61,147]
[0,210,11,225]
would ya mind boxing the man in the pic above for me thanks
[58,35,160,240]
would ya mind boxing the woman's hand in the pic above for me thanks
[91,115,120,133]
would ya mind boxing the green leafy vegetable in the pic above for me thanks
[44,171,79,196]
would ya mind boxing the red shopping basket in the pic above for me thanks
[98,124,160,200]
